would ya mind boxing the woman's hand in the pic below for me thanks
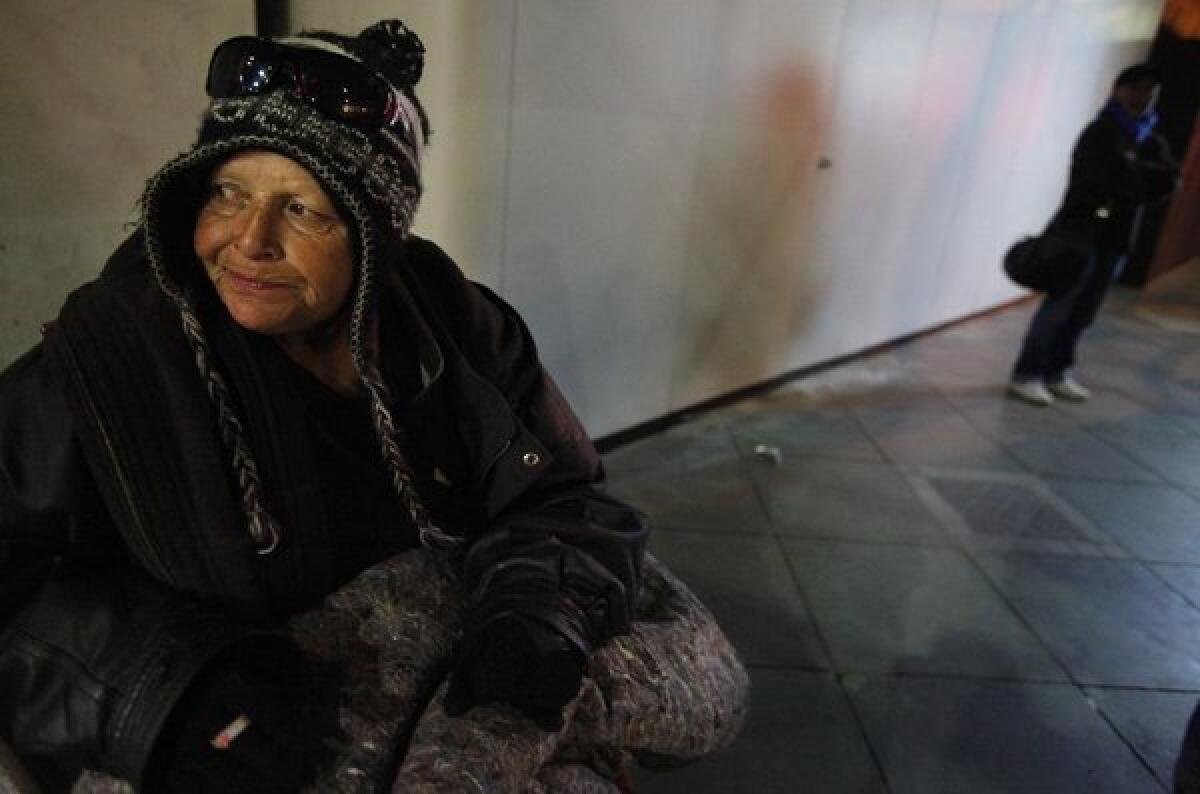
[444,613,585,731]
[147,644,343,792]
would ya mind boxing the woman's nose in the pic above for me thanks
[234,203,282,260]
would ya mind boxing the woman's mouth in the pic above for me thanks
[223,269,292,292]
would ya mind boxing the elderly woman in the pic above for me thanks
[0,20,745,794]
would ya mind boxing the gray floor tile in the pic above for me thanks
[1154,384,1200,420]
[999,431,1161,481]
[1169,349,1200,381]
[1151,564,1200,608]
[602,414,736,475]
[1088,414,1200,488]
[1109,380,1200,420]
[591,266,1200,793]
[1167,411,1200,436]
[1083,327,1173,368]
[814,376,950,412]
[779,355,936,410]
[972,552,1200,688]
[781,542,1067,679]
[1052,389,1158,427]
[750,459,947,544]
[649,532,827,668]
[929,476,1089,541]
[631,668,886,794]
[714,384,821,416]
[915,472,1126,557]
[1085,687,1197,789]
[607,457,770,535]
[1049,481,1200,563]
[936,381,1052,415]
[847,676,1166,794]
[936,388,1161,482]
[1081,366,1170,410]
[725,405,885,463]
[892,333,1015,382]
[953,400,1159,481]
[852,406,1024,471]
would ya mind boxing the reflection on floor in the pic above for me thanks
[603,278,1200,794]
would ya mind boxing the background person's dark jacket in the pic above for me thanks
[0,233,647,790]
[1051,110,1178,253]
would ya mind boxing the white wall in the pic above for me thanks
[0,1,254,364]
[1,1,1162,437]
[289,0,1161,436]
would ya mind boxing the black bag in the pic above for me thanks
[1003,226,1093,294]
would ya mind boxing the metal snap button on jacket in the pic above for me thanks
[522,452,541,467]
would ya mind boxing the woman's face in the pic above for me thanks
[193,150,354,340]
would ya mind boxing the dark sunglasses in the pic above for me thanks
[206,36,394,129]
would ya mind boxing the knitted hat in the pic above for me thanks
[140,20,457,554]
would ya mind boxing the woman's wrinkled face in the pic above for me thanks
[193,150,354,339]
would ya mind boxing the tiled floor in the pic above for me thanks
[603,272,1200,793]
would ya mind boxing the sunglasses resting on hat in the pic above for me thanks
[206,36,407,132]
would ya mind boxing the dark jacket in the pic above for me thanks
[1051,110,1178,253]
[0,233,647,790]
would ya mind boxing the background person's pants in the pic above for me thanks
[1012,248,1125,381]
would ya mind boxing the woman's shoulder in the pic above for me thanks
[100,230,148,276]
[62,231,174,320]
[399,235,468,286]
[393,236,534,376]
[396,236,498,322]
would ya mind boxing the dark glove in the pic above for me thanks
[444,613,585,731]
[146,642,343,793]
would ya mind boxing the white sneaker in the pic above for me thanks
[1009,379,1055,406]
[1047,374,1090,401]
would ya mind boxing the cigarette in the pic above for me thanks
[210,715,252,749]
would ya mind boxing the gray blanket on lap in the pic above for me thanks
[69,552,748,793]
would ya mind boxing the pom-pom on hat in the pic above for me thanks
[139,20,456,555]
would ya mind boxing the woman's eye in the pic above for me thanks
[285,200,337,233]
[208,183,242,209]
[285,199,311,217]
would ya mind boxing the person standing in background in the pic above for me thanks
[1009,63,1178,406]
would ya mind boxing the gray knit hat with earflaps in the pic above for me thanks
[140,20,460,555]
